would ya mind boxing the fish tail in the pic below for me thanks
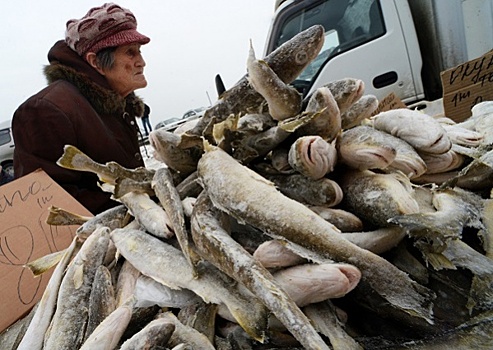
[56,145,113,183]
[57,145,97,172]
[226,299,268,343]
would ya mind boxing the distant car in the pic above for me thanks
[181,107,207,120]
[156,107,208,133]
[0,120,15,181]
[154,117,180,130]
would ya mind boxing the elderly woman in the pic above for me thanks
[12,3,150,214]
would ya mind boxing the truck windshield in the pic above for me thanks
[269,0,385,95]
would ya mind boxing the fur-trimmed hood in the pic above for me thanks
[43,40,145,117]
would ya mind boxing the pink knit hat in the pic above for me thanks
[65,3,150,56]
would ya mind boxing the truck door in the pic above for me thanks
[265,0,425,103]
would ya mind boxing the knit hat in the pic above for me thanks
[65,3,150,56]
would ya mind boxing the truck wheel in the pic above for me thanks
[2,161,14,179]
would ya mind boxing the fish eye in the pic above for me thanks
[295,50,308,65]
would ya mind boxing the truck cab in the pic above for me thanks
[265,0,424,102]
[264,0,493,105]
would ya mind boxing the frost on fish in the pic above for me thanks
[119,318,175,350]
[17,238,80,350]
[323,78,365,114]
[247,41,302,121]
[304,300,364,350]
[118,192,174,239]
[470,101,493,144]
[197,145,435,325]
[159,311,216,350]
[341,94,378,129]
[389,187,485,254]
[134,275,200,308]
[338,125,397,171]
[263,172,343,207]
[253,240,307,269]
[57,144,154,185]
[370,108,452,154]
[308,206,364,232]
[440,147,493,190]
[43,227,110,350]
[295,86,341,141]
[339,169,420,227]
[84,265,116,343]
[79,300,133,350]
[190,192,329,349]
[110,227,269,342]
[76,204,128,240]
[152,167,201,274]
[443,124,484,147]
[184,24,325,141]
[288,136,337,179]
[271,263,361,306]
[419,149,465,174]
[22,22,493,348]
[338,125,430,179]
[149,128,202,175]
[230,109,320,164]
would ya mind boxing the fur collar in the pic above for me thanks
[44,62,144,117]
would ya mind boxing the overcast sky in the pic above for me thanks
[1,1,275,128]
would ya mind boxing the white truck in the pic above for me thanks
[0,120,15,181]
[263,0,493,117]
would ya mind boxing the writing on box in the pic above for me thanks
[441,50,493,122]
[0,169,90,333]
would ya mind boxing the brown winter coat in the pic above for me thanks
[12,40,145,214]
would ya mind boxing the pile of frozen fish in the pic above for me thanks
[7,25,493,349]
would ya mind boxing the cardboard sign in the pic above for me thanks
[371,92,407,116]
[441,50,493,122]
[0,169,91,333]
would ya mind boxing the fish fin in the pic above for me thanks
[46,206,91,226]
[215,73,226,97]
[202,138,215,153]
[279,109,322,132]
[212,114,239,145]
[422,251,457,270]
[24,249,67,276]
[179,133,204,149]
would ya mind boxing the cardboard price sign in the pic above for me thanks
[441,50,493,122]
[0,169,91,332]
[371,92,407,116]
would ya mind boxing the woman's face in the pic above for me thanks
[102,43,147,97]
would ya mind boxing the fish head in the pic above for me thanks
[353,146,396,170]
[339,129,397,170]
[266,24,325,84]
[325,78,365,113]
[390,155,428,179]
[148,129,180,163]
[289,135,335,179]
